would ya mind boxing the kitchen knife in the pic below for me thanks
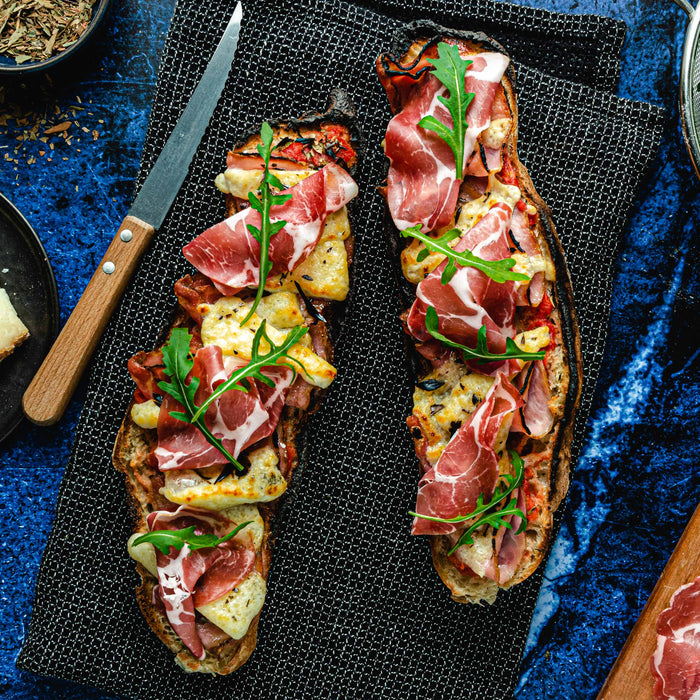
[22,2,243,426]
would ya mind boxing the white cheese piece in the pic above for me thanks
[255,291,304,329]
[0,287,29,361]
[131,399,161,430]
[511,252,556,282]
[201,296,336,388]
[215,168,315,197]
[196,572,266,640]
[127,536,266,642]
[220,504,265,551]
[481,117,512,150]
[265,208,350,301]
[451,530,494,578]
[161,445,287,509]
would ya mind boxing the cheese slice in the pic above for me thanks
[161,445,287,509]
[215,168,315,197]
[0,287,29,361]
[200,295,336,388]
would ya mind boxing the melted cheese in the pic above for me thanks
[161,445,287,509]
[131,399,160,430]
[196,572,266,640]
[514,326,551,354]
[481,118,512,150]
[511,252,556,282]
[266,208,350,300]
[215,168,315,197]
[255,291,304,330]
[200,295,336,388]
[412,359,495,465]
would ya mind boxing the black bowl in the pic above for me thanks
[0,0,111,78]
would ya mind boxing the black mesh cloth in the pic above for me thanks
[16,1,665,698]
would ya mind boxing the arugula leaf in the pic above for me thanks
[158,328,244,470]
[132,521,252,556]
[402,224,529,285]
[424,306,545,365]
[190,319,308,423]
[241,121,293,326]
[157,322,308,471]
[409,451,527,555]
[418,41,475,180]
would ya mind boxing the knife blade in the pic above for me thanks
[22,2,244,427]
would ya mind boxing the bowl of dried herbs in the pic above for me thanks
[0,0,111,76]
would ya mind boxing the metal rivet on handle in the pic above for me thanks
[120,229,133,242]
[103,261,116,275]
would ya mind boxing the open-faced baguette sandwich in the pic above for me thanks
[113,89,360,673]
[376,22,582,604]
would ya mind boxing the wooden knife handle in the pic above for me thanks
[22,215,155,426]
[597,501,700,699]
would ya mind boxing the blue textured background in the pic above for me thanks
[0,0,697,698]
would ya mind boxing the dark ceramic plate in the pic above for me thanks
[0,0,111,77]
[0,193,59,443]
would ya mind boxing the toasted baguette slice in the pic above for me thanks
[113,92,360,673]
[0,287,29,361]
[377,23,582,604]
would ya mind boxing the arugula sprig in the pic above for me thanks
[418,41,475,179]
[424,306,545,365]
[241,121,293,326]
[402,224,529,285]
[410,451,527,555]
[190,320,308,423]
[157,323,308,471]
[132,521,252,556]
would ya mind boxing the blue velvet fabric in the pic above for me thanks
[0,0,697,698]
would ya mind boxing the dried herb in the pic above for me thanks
[0,0,97,64]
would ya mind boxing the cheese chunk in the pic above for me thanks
[196,572,266,640]
[201,295,336,388]
[255,291,304,330]
[0,287,29,361]
[161,445,287,509]
[131,399,160,430]
[481,117,512,150]
[127,535,266,641]
[266,208,350,300]
[514,326,551,354]
[215,168,315,197]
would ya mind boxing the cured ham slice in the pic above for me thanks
[652,576,700,700]
[382,49,509,231]
[154,344,293,471]
[511,360,554,438]
[183,162,357,295]
[412,374,522,536]
[147,506,256,661]
[406,202,517,356]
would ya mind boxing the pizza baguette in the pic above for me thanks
[377,22,582,604]
[113,90,360,673]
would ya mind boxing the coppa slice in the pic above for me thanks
[113,91,361,674]
[377,22,581,604]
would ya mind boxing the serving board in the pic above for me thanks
[598,502,700,699]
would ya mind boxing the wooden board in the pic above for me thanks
[598,502,700,699]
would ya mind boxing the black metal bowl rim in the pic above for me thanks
[0,0,112,76]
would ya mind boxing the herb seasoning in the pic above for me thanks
[0,0,97,64]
